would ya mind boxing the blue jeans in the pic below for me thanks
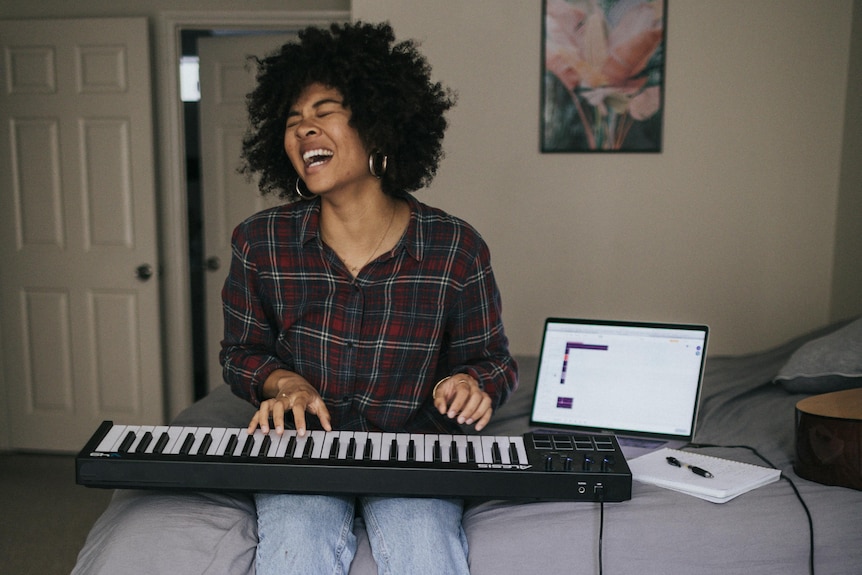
[254,493,470,575]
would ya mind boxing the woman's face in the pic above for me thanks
[284,83,373,196]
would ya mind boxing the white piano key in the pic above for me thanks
[230,429,251,456]
[424,435,439,463]
[190,428,210,455]
[273,430,296,457]
[147,426,170,454]
[160,426,185,454]
[480,436,496,464]
[129,425,155,453]
[248,430,266,456]
[318,431,338,460]
[452,435,468,463]
[167,427,197,455]
[205,428,227,455]
[352,431,369,460]
[380,433,398,461]
[115,425,141,452]
[263,430,280,457]
[309,430,327,459]
[368,432,384,460]
[510,436,528,465]
[438,434,453,463]
[393,433,411,461]
[410,433,425,462]
[466,436,483,463]
[95,424,128,452]
[293,433,309,458]
[336,431,354,459]
[497,436,511,465]
[214,428,238,456]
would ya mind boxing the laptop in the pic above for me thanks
[529,318,709,458]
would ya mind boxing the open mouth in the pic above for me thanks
[302,148,334,168]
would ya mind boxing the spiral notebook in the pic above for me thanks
[628,447,782,503]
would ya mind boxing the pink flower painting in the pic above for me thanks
[542,0,666,152]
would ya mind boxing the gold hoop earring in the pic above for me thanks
[368,150,388,179]
[294,178,315,200]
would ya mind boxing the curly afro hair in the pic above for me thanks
[240,22,456,200]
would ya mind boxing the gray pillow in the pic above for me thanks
[774,317,862,393]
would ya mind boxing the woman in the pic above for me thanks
[221,22,517,574]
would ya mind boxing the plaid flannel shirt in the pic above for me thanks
[220,195,517,433]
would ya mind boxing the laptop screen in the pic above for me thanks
[529,318,708,441]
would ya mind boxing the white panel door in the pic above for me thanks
[198,34,295,393]
[0,18,163,451]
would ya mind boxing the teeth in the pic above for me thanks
[302,148,334,166]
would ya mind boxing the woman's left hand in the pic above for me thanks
[432,375,493,432]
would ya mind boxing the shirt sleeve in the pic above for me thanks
[219,221,288,406]
[445,235,518,410]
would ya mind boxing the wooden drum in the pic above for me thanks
[794,388,862,491]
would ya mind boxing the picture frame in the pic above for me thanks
[541,0,667,153]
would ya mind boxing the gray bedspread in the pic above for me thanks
[73,323,862,574]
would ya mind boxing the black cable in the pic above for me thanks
[686,443,815,575]
[598,499,604,575]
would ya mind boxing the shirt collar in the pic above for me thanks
[298,195,425,263]
[299,198,321,246]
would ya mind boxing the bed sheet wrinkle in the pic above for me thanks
[71,489,257,575]
[464,501,602,575]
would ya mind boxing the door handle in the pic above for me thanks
[135,263,154,281]
[203,256,221,271]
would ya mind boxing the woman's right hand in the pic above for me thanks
[247,369,332,437]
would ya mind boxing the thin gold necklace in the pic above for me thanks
[341,203,397,275]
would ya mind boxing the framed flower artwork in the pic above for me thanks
[541,0,667,152]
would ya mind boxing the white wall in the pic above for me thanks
[1,0,857,360]
[832,2,862,321]
[354,0,858,356]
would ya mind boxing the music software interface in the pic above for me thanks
[532,323,705,436]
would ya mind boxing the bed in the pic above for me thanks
[72,318,862,575]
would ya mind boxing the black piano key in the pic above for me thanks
[223,434,238,457]
[179,433,195,455]
[240,434,254,457]
[301,437,314,459]
[118,431,136,453]
[258,435,272,457]
[136,431,153,454]
[363,438,373,461]
[449,441,459,463]
[466,441,476,463]
[388,438,398,461]
[432,440,442,463]
[197,434,213,455]
[407,439,416,462]
[346,437,357,459]
[329,437,340,459]
[508,442,520,465]
[491,442,502,465]
[285,436,296,458]
[153,432,169,454]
